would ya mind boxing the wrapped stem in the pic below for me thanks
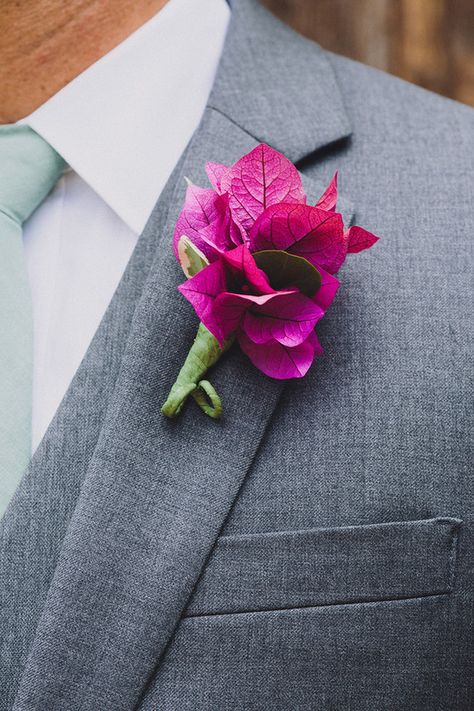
[161,323,234,419]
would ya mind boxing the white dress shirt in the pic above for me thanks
[19,0,230,451]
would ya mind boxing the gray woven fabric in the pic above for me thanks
[1,0,473,709]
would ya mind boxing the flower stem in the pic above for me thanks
[161,323,234,419]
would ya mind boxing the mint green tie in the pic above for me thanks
[0,124,66,516]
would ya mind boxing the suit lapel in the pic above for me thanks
[0,141,183,710]
[14,2,353,708]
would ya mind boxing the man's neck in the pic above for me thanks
[0,0,169,124]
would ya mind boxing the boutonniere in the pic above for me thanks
[162,144,378,419]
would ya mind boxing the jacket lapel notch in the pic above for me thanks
[214,0,353,163]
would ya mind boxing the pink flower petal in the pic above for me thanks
[315,172,338,211]
[178,260,228,344]
[173,185,227,260]
[238,329,322,379]
[345,225,380,253]
[193,220,228,258]
[174,186,246,263]
[221,144,306,235]
[205,162,229,195]
[222,204,247,247]
[221,245,274,295]
[313,267,340,311]
[249,203,346,274]
[213,290,290,340]
[241,291,324,347]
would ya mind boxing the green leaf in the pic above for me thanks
[178,235,209,278]
[253,250,321,297]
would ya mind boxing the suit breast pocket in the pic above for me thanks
[185,517,461,617]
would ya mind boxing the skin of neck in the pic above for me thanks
[0,0,169,124]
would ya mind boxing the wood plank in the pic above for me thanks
[261,0,474,106]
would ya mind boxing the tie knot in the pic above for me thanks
[0,124,66,225]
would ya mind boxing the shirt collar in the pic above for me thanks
[20,0,230,235]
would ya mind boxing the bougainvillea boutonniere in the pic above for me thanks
[161,144,378,419]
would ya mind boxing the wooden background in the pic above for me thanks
[261,0,474,107]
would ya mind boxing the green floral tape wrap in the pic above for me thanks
[161,323,234,419]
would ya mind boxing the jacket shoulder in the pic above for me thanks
[327,50,474,131]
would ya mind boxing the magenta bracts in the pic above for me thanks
[173,144,378,380]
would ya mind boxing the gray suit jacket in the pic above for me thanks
[1,1,473,709]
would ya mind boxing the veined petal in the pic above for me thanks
[213,290,292,340]
[198,200,245,257]
[315,172,338,211]
[173,185,219,256]
[221,245,274,295]
[238,329,323,380]
[346,225,379,253]
[221,144,306,235]
[205,161,229,194]
[173,186,235,262]
[194,220,228,258]
[242,291,324,347]
[249,202,346,274]
[223,201,246,247]
[313,267,340,311]
[178,260,228,344]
